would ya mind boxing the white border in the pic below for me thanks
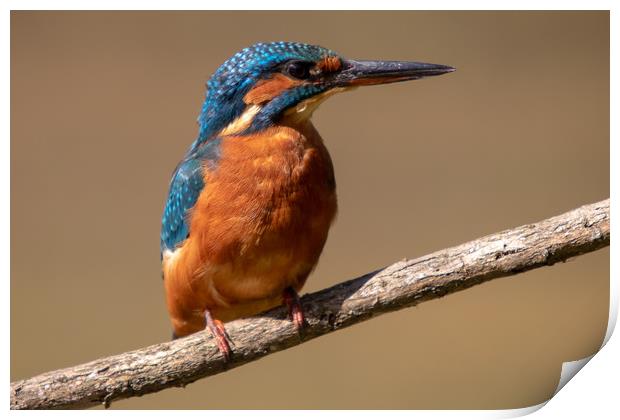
[4,1,616,417]
[1,0,618,10]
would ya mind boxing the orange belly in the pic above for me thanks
[163,121,337,337]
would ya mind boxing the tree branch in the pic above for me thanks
[11,199,610,410]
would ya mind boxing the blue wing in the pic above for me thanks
[160,139,222,255]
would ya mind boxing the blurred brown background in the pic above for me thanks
[11,11,609,409]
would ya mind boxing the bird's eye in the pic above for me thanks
[285,61,313,80]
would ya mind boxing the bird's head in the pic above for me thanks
[196,41,454,142]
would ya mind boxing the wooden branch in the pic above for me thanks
[11,199,610,410]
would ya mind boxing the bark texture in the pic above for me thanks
[10,199,610,409]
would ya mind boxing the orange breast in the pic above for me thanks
[163,120,337,335]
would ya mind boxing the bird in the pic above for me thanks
[160,41,454,360]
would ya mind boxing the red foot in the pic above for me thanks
[283,287,306,333]
[205,310,232,362]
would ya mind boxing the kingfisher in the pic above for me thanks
[160,41,454,360]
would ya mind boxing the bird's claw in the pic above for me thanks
[205,310,232,362]
[283,287,306,335]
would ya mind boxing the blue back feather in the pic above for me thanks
[160,139,221,254]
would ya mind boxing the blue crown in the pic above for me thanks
[196,42,337,144]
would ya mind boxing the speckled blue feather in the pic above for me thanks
[197,41,336,143]
[161,42,338,255]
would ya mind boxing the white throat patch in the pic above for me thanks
[219,104,262,136]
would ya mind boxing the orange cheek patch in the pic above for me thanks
[244,73,302,105]
[317,55,342,73]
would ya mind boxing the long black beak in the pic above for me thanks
[334,59,455,87]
